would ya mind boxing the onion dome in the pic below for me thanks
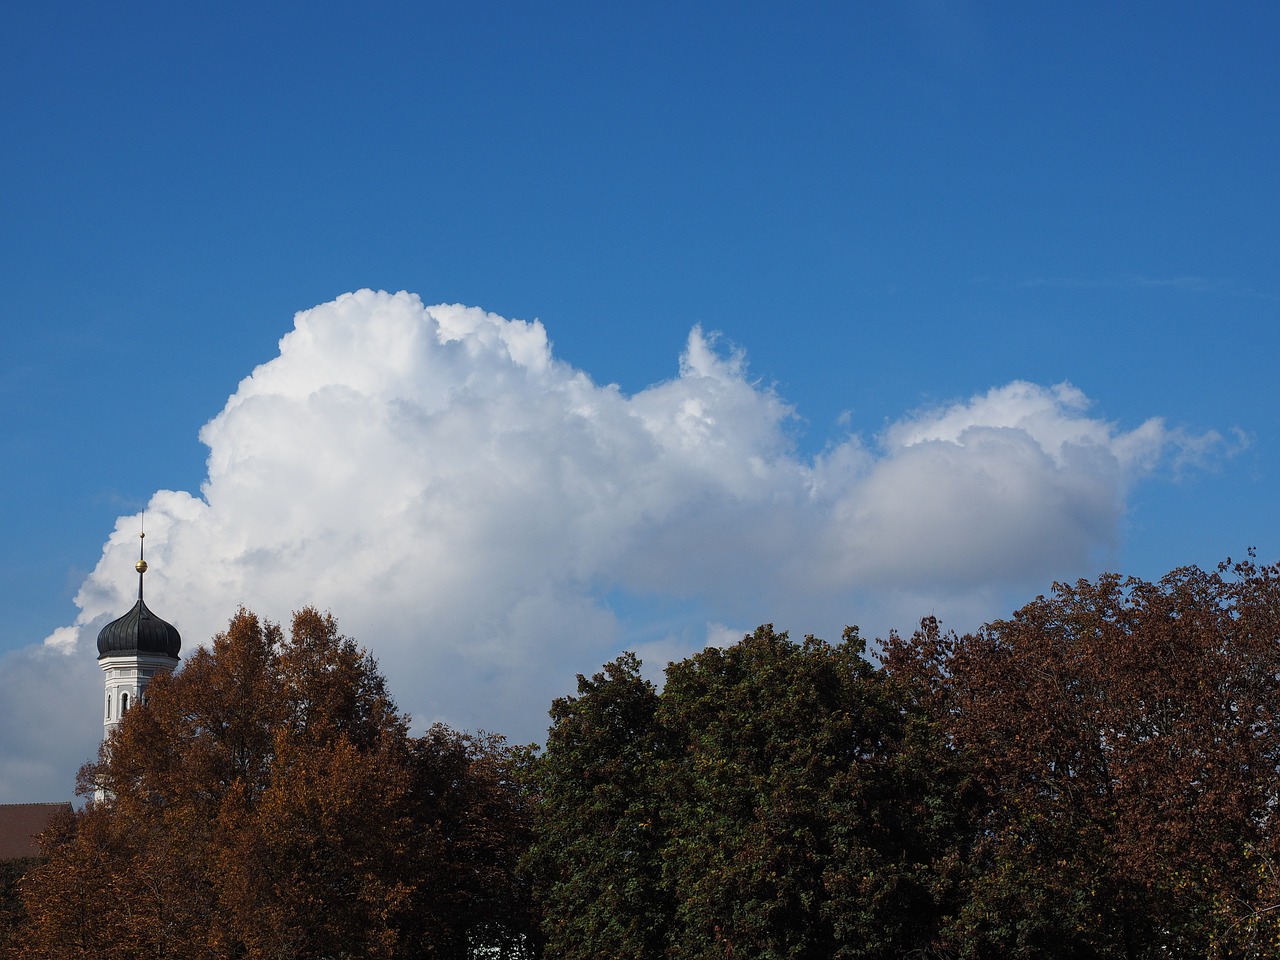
[96,531,181,660]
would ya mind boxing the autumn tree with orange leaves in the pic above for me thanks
[11,608,536,960]
[883,554,1280,958]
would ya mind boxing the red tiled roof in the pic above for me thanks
[0,803,70,860]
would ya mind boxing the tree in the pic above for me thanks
[1,840,64,960]
[884,558,1280,959]
[398,724,541,960]
[0,859,29,959]
[536,558,1280,959]
[15,608,538,960]
[530,627,959,959]
[527,652,669,960]
[659,625,957,960]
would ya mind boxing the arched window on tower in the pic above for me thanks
[121,692,129,713]
[106,694,111,720]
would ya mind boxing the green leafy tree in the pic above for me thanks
[528,652,669,960]
[659,625,956,960]
[659,626,865,959]
[531,627,960,959]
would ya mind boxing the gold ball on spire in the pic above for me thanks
[136,559,148,573]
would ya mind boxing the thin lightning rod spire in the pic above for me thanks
[135,515,148,602]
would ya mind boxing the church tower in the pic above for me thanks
[96,531,181,739]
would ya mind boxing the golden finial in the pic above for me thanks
[135,528,148,574]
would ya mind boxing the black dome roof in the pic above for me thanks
[96,597,182,661]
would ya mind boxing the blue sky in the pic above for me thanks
[2,2,1277,800]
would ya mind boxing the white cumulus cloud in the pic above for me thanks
[2,290,1220,802]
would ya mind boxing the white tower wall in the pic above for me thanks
[100,651,179,737]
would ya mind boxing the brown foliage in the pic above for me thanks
[884,557,1280,957]
[15,608,536,960]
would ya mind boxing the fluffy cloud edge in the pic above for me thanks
[28,291,1226,761]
